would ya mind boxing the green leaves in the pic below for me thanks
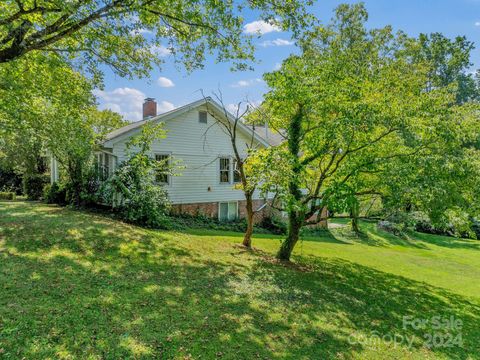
[0,0,314,81]
[256,3,480,249]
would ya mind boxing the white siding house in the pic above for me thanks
[50,97,271,220]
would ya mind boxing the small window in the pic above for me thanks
[219,201,238,221]
[199,110,208,123]
[233,158,241,183]
[155,154,170,184]
[219,157,230,183]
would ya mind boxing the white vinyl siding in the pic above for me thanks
[110,106,266,204]
[219,201,238,221]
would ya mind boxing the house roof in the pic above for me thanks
[102,97,270,148]
[251,126,285,146]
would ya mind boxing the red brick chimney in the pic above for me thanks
[143,98,157,119]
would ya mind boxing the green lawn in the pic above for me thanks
[0,201,479,359]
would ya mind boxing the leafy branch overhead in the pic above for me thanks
[0,0,313,80]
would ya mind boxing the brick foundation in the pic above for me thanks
[171,199,269,223]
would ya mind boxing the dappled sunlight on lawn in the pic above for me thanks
[0,202,479,359]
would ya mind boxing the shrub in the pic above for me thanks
[0,192,16,200]
[43,182,67,205]
[23,174,49,200]
[259,216,287,235]
[97,160,172,229]
[0,168,22,195]
[377,220,406,236]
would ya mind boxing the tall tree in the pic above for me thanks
[258,4,457,261]
[416,32,479,104]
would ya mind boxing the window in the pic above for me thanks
[97,153,110,180]
[233,158,241,183]
[219,157,230,183]
[219,201,238,221]
[199,110,208,123]
[155,154,170,184]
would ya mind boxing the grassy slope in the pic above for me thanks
[0,201,479,359]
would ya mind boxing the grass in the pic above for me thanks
[0,201,479,359]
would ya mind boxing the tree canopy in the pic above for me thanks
[254,3,479,260]
[0,0,312,82]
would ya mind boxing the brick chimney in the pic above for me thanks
[143,98,157,119]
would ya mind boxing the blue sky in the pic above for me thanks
[95,0,480,121]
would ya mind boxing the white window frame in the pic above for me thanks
[219,156,231,184]
[198,110,208,124]
[218,201,239,221]
[219,156,243,185]
[154,153,171,185]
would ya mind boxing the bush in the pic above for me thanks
[471,219,480,240]
[23,174,49,200]
[118,185,172,229]
[97,162,172,229]
[0,191,16,200]
[259,216,287,235]
[0,168,22,195]
[168,213,250,232]
[377,220,406,236]
[43,182,67,205]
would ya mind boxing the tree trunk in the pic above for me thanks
[318,206,329,229]
[350,201,360,233]
[351,213,360,233]
[277,210,303,261]
[277,105,304,262]
[242,194,254,248]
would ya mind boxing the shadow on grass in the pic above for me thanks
[0,202,479,359]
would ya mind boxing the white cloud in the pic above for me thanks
[157,100,175,113]
[475,21,480,26]
[94,87,145,121]
[230,78,263,88]
[274,62,282,70]
[151,45,172,57]
[94,87,175,121]
[243,20,281,35]
[157,76,175,87]
[260,38,294,47]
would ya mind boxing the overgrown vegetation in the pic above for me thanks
[97,123,171,229]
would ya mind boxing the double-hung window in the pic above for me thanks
[220,157,242,184]
[219,157,230,183]
[97,153,110,180]
[155,154,170,184]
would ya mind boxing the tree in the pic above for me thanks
[0,0,312,80]
[0,52,126,204]
[258,4,457,261]
[364,33,480,236]
[416,32,479,104]
[202,93,265,248]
